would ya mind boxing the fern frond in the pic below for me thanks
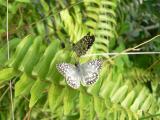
[91,0,118,54]
[0,34,159,120]
[125,67,158,84]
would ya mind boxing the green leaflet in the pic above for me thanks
[111,85,128,103]
[148,98,158,114]
[32,40,60,80]
[48,83,64,112]
[110,74,122,97]
[15,73,35,97]
[29,79,49,108]
[93,96,106,119]
[119,111,128,120]
[63,87,78,115]
[121,90,135,108]
[40,0,49,12]
[0,38,21,67]
[10,35,34,69]
[89,97,95,120]
[0,68,16,83]
[19,36,42,75]
[130,87,148,112]
[141,94,153,112]
[79,88,95,120]
[99,72,114,99]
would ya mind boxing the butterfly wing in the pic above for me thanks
[56,63,81,89]
[73,33,95,56]
[80,59,103,86]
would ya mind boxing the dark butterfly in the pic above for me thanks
[72,33,95,57]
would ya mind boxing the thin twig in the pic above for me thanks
[27,109,31,120]
[7,0,14,119]
[23,109,31,120]
[82,52,160,57]
[146,59,160,71]
[6,0,9,59]
[130,35,160,50]
[0,87,9,102]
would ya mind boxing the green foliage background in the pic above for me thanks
[0,0,160,120]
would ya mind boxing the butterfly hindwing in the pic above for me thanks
[56,63,81,89]
[80,59,103,86]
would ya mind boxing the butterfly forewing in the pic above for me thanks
[80,59,103,86]
[73,33,95,56]
[56,63,81,89]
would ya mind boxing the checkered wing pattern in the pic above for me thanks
[80,59,103,86]
[73,33,95,56]
[56,63,81,89]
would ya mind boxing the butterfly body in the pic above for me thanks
[56,59,102,89]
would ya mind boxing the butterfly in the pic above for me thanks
[56,59,103,89]
[72,32,95,57]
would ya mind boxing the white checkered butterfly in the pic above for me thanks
[56,59,103,89]
[73,32,95,57]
